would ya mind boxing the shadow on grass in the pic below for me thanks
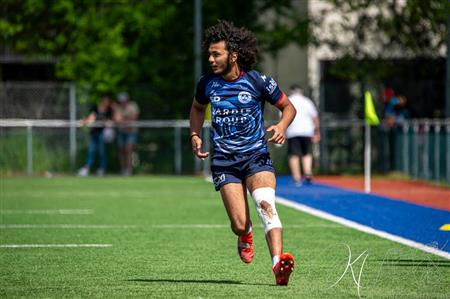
[128,278,270,286]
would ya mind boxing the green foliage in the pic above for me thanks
[0,130,70,175]
[1,1,308,118]
[2,1,179,96]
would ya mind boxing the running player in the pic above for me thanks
[189,20,296,286]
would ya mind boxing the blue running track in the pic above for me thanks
[276,176,450,254]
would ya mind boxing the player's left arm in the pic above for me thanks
[267,93,296,144]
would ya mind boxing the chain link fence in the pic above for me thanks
[0,81,90,119]
[1,81,449,184]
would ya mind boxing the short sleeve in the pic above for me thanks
[194,75,211,105]
[308,99,318,117]
[258,74,283,105]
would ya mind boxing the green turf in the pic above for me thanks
[1,176,449,298]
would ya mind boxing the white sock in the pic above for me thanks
[245,223,252,235]
[272,255,280,268]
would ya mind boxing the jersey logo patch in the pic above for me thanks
[266,78,277,95]
[211,96,221,102]
[213,174,226,187]
[238,91,253,104]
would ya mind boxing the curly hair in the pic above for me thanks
[203,20,258,71]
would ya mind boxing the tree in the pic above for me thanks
[1,0,306,118]
[1,1,177,94]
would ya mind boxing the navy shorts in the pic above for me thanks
[287,136,312,156]
[211,152,275,191]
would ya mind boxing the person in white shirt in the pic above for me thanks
[285,85,320,185]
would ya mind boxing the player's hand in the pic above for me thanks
[191,135,209,160]
[267,125,286,144]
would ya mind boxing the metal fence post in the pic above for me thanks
[434,123,440,181]
[27,125,33,175]
[423,121,430,179]
[402,124,409,174]
[412,121,419,179]
[174,126,182,175]
[69,83,77,170]
[364,123,371,193]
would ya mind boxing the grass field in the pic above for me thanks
[1,176,449,298]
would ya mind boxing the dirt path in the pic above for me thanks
[315,176,450,211]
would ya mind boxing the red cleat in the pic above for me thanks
[273,252,295,286]
[237,231,254,264]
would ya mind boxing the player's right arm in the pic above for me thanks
[189,98,209,160]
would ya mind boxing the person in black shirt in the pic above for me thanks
[78,94,113,177]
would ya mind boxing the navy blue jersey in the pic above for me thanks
[195,70,284,155]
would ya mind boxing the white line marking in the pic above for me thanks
[0,223,340,229]
[277,196,450,260]
[0,244,112,248]
[0,224,136,229]
[0,209,93,215]
[149,224,339,229]
[151,224,228,229]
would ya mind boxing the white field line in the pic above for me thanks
[0,224,137,229]
[0,209,93,215]
[0,223,341,229]
[277,196,450,260]
[149,224,340,229]
[0,244,112,248]
[151,224,228,229]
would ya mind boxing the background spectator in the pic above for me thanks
[113,92,140,176]
[78,94,114,177]
[285,84,320,185]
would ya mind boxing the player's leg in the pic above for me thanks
[220,183,254,263]
[245,171,281,257]
[97,132,106,176]
[288,155,302,185]
[300,137,313,183]
[79,134,98,176]
[287,137,302,185]
[116,132,126,174]
[301,154,313,178]
[124,143,133,175]
[246,170,295,285]
[220,183,250,235]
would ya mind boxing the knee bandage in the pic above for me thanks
[251,187,282,234]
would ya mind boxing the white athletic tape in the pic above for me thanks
[251,187,282,233]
